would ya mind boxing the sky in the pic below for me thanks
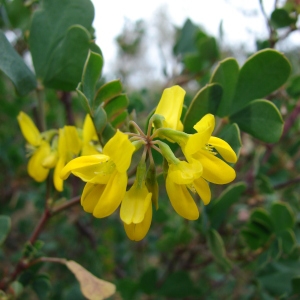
[91,0,299,78]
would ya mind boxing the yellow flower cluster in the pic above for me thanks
[17,112,101,191]
[18,85,237,241]
[59,85,237,241]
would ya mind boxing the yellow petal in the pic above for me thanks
[208,136,237,163]
[193,177,211,205]
[42,151,58,168]
[53,157,65,192]
[124,203,152,241]
[166,176,199,220]
[93,171,127,218]
[103,130,135,173]
[168,159,202,185]
[27,141,50,182]
[60,154,109,180]
[120,182,152,224]
[81,183,106,213]
[184,130,211,156]
[83,114,97,143]
[193,114,215,136]
[59,126,82,157]
[154,85,185,130]
[81,143,100,156]
[194,150,236,184]
[17,111,41,146]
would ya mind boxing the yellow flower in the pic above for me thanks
[81,114,101,156]
[120,181,152,241]
[17,111,51,182]
[183,114,237,185]
[54,126,82,191]
[61,130,135,218]
[154,85,185,131]
[165,159,207,220]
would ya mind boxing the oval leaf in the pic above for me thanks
[270,202,295,233]
[210,57,239,117]
[66,260,116,300]
[231,49,291,113]
[229,99,283,143]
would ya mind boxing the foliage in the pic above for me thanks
[0,0,300,299]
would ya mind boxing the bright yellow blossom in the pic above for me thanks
[166,159,208,220]
[154,85,185,131]
[120,180,152,241]
[61,131,135,218]
[17,111,52,182]
[54,126,82,191]
[183,114,237,185]
[81,114,101,156]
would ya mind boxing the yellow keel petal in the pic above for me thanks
[166,176,199,220]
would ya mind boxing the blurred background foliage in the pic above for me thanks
[0,0,300,299]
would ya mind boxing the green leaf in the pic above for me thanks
[292,276,300,294]
[9,281,23,298]
[196,36,219,63]
[139,269,157,294]
[0,31,37,95]
[158,271,198,298]
[76,83,92,114]
[102,123,116,145]
[231,49,291,113]
[241,222,271,250]
[183,83,223,133]
[42,25,100,91]
[270,202,295,233]
[111,111,128,128]
[32,274,51,300]
[93,106,107,135]
[5,0,31,31]
[173,19,199,56]
[207,229,231,271]
[104,94,129,120]
[241,208,274,250]
[229,99,283,143]
[271,8,297,28]
[218,123,242,158]
[94,80,123,107]
[29,0,99,90]
[0,215,11,245]
[81,51,103,107]
[286,75,300,98]
[207,182,246,229]
[210,58,239,117]
[277,229,296,254]
[250,208,274,232]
